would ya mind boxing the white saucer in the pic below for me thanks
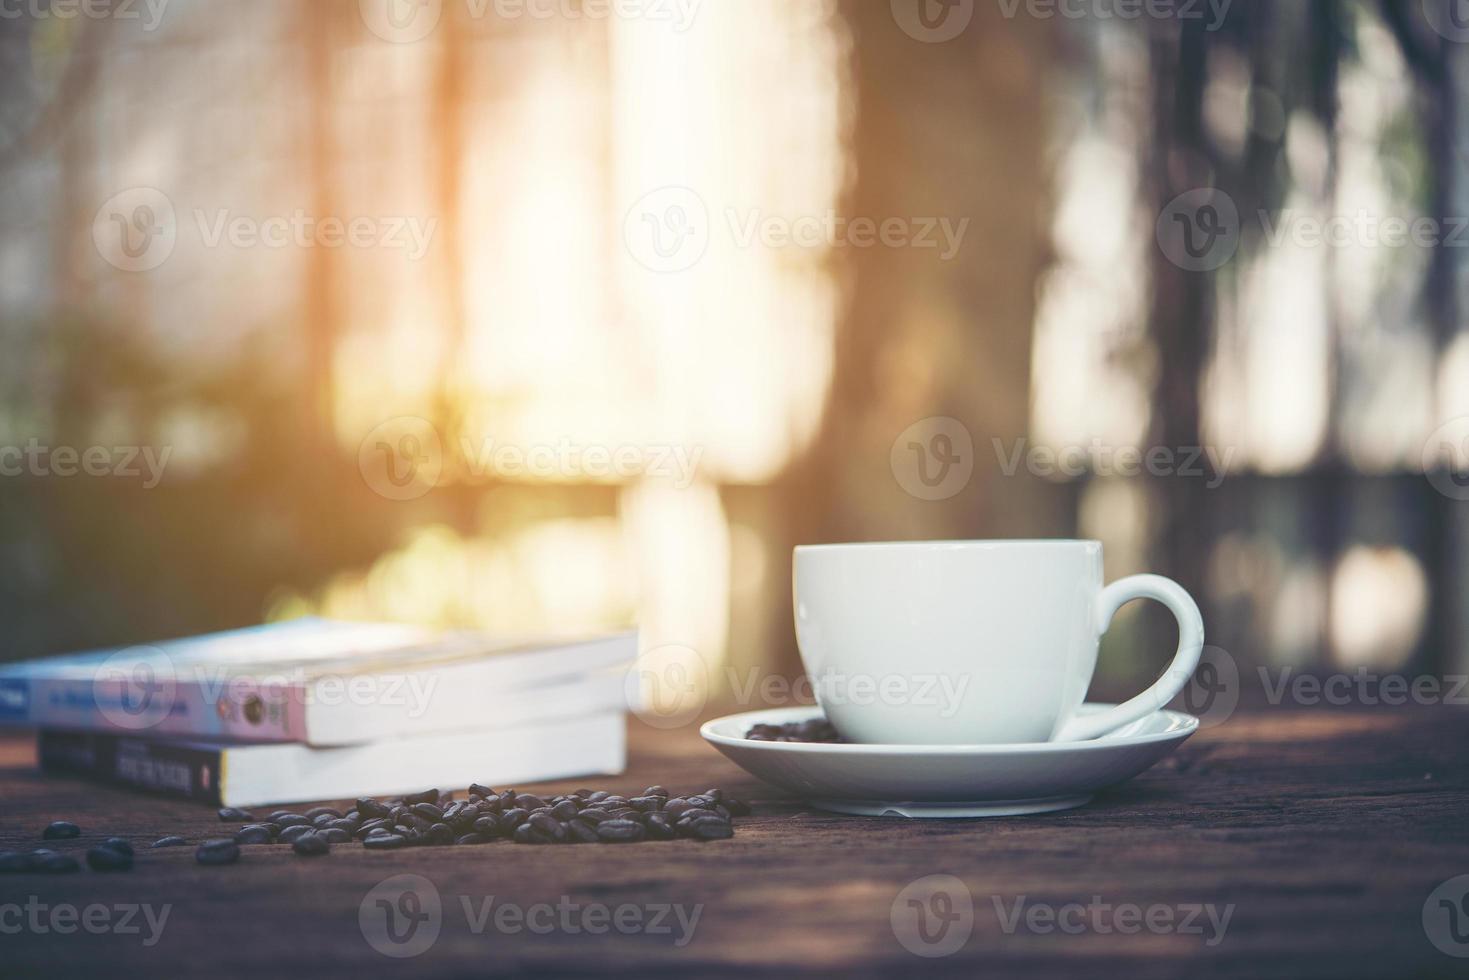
[700,703,1198,818]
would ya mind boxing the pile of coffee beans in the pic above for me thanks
[744,718,844,742]
[214,784,749,852]
[2,784,750,872]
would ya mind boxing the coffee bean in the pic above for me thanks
[629,796,664,812]
[292,833,330,857]
[601,796,629,807]
[587,791,609,803]
[403,788,440,806]
[86,846,133,871]
[42,821,80,839]
[273,814,311,830]
[363,833,408,851]
[577,808,611,824]
[701,788,724,802]
[0,851,30,872]
[645,813,676,840]
[325,818,360,834]
[550,800,579,820]
[305,807,342,821]
[424,823,455,846]
[357,818,392,837]
[217,807,255,822]
[469,783,496,798]
[357,798,392,819]
[642,785,669,798]
[34,852,81,873]
[527,812,568,843]
[455,833,491,846]
[267,810,298,823]
[151,836,188,848]
[472,815,502,837]
[442,802,475,826]
[403,814,433,833]
[679,807,720,822]
[279,825,315,845]
[514,794,547,811]
[567,819,600,844]
[101,837,135,856]
[663,799,694,819]
[511,823,537,844]
[500,807,529,829]
[196,840,241,865]
[319,828,352,844]
[234,826,274,845]
[682,817,734,841]
[685,795,714,808]
[411,802,444,822]
[724,797,751,817]
[595,819,645,843]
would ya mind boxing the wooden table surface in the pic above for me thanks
[2,706,1467,978]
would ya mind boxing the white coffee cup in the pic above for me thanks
[793,540,1203,744]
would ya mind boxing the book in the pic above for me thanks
[0,618,636,745]
[38,711,626,807]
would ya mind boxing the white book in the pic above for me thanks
[0,618,637,745]
[39,711,627,807]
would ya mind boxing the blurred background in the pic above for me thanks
[3,0,1469,710]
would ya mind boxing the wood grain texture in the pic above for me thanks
[1,707,1467,978]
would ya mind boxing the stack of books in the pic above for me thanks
[0,619,636,806]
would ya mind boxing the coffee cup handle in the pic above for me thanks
[1055,573,1204,741]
